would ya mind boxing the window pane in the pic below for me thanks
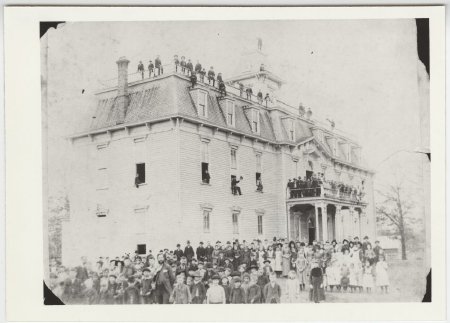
[136,163,146,184]
[203,210,210,232]
[231,150,237,169]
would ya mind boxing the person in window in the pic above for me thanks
[173,55,179,72]
[208,66,216,87]
[186,59,193,76]
[246,87,253,100]
[190,72,197,88]
[137,61,144,80]
[134,173,141,188]
[180,56,186,74]
[256,178,263,192]
[155,55,162,75]
[257,90,263,105]
[264,93,271,107]
[147,60,154,78]
[203,169,210,184]
[260,63,265,72]
[233,176,243,195]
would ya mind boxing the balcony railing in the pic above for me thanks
[287,185,366,204]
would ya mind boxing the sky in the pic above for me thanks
[43,20,429,205]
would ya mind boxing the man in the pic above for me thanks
[234,176,243,195]
[208,66,216,86]
[180,56,186,73]
[190,72,197,88]
[263,272,281,303]
[148,60,154,78]
[176,256,189,277]
[260,63,265,71]
[373,240,383,262]
[173,55,180,72]
[257,90,263,105]
[154,253,175,304]
[200,67,206,83]
[186,59,194,76]
[137,61,144,79]
[246,87,253,100]
[174,244,184,262]
[184,240,195,262]
[218,80,227,96]
[196,242,206,262]
[155,55,162,75]
[362,236,371,252]
[287,179,294,198]
[205,241,214,263]
[195,60,202,75]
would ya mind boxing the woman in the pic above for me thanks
[364,244,376,265]
[281,244,291,278]
[274,246,283,277]
[289,241,298,270]
[295,251,308,291]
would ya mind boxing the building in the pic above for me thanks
[62,46,375,265]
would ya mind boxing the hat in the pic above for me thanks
[142,268,150,273]
[242,273,250,280]
[181,256,186,259]
[363,236,369,240]
[205,262,213,269]
[263,259,271,264]
[211,275,220,281]
[249,265,259,271]
[191,258,198,262]
[176,244,180,247]
[233,277,242,283]
[192,271,203,278]
[217,267,225,272]
[226,241,231,244]
[198,261,204,265]
[200,242,204,245]
[109,274,117,279]
[231,271,241,277]
[216,241,221,244]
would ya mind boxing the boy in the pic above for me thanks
[220,276,231,304]
[141,268,154,304]
[229,277,246,304]
[263,272,281,303]
[309,261,324,303]
[170,273,191,304]
[190,272,206,304]
[246,274,262,304]
[206,275,226,304]
[124,276,140,304]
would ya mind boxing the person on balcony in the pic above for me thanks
[155,55,162,75]
[173,55,180,72]
[137,61,144,80]
[264,93,271,107]
[257,90,263,105]
[186,59,193,76]
[208,67,216,87]
[195,60,202,75]
[148,60,154,78]
[246,87,253,100]
[239,83,244,97]
[287,179,294,198]
[180,56,186,74]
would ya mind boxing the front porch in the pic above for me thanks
[287,198,368,243]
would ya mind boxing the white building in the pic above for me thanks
[62,47,375,266]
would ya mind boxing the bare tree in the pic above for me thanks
[376,184,416,260]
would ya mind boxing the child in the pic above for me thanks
[170,273,191,304]
[83,278,99,305]
[246,274,262,303]
[295,252,308,291]
[206,275,226,304]
[286,270,300,303]
[123,276,140,304]
[241,273,251,296]
[375,255,389,293]
[274,246,283,277]
[263,272,281,303]
[348,263,357,293]
[309,261,324,303]
[140,268,154,304]
[190,272,206,304]
[229,277,246,304]
[362,260,374,293]
[340,262,350,292]
[220,276,231,304]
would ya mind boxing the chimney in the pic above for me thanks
[115,56,130,124]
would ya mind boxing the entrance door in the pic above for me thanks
[308,228,315,244]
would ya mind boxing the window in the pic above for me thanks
[257,214,263,235]
[203,210,210,233]
[232,212,239,234]
[251,109,260,133]
[288,119,295,141]
[137,244,147,255]
[96,204,108,217]
[198,91,208,118]
[201,141,210,183]
[135,163,146,187]
[230,149,237,169]
[293,160,298,177]
[226,100,235,126]
[97,168,108,190]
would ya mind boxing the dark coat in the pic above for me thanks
[246,284,262,303]
[229,286,246,304]
[154,263,175,294]
[184,246,195,261]
[196,246,206,260]
[190,281,206,304]
[174,249,184,261]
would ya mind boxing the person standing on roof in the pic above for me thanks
[200,68,206,83]
[195,60,202,76]
[173,55,180,72]
[186,59,194,76]
[137,61,144,80]
[180,56,186,74]
[148,60,154,78]
[208,66,216,87]
[246,87,253,100]
[155,55,162,76]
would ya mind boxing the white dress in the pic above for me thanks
[274,251,283,271]
[362,266,374,288]
[375,261,389,286]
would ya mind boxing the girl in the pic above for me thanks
[286,270,300,303]
[274,246,283,277]
[348,263,357,293]
[289,242,298,270]
[362,260,374,293]
[295,252,308,291]
[340,262,350,292]
[281,244,291,277]
[375,255,389,293]
[364,244,376,265]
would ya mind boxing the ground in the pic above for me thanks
[278,258,427,303]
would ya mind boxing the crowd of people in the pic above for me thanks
[48,235,390,305]
[136,55,273,107]
[287,172,365,202]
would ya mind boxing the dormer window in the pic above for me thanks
[196,90,208,118]
[251,109,260,134]
[226,100,235,127]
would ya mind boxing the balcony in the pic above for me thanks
[287,185,367,206]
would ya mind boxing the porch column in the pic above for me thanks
[322,203,328,242]
[349,207,355,239]
[335,206,342,241]
[286,204,291,240]
[314,203,320,242]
